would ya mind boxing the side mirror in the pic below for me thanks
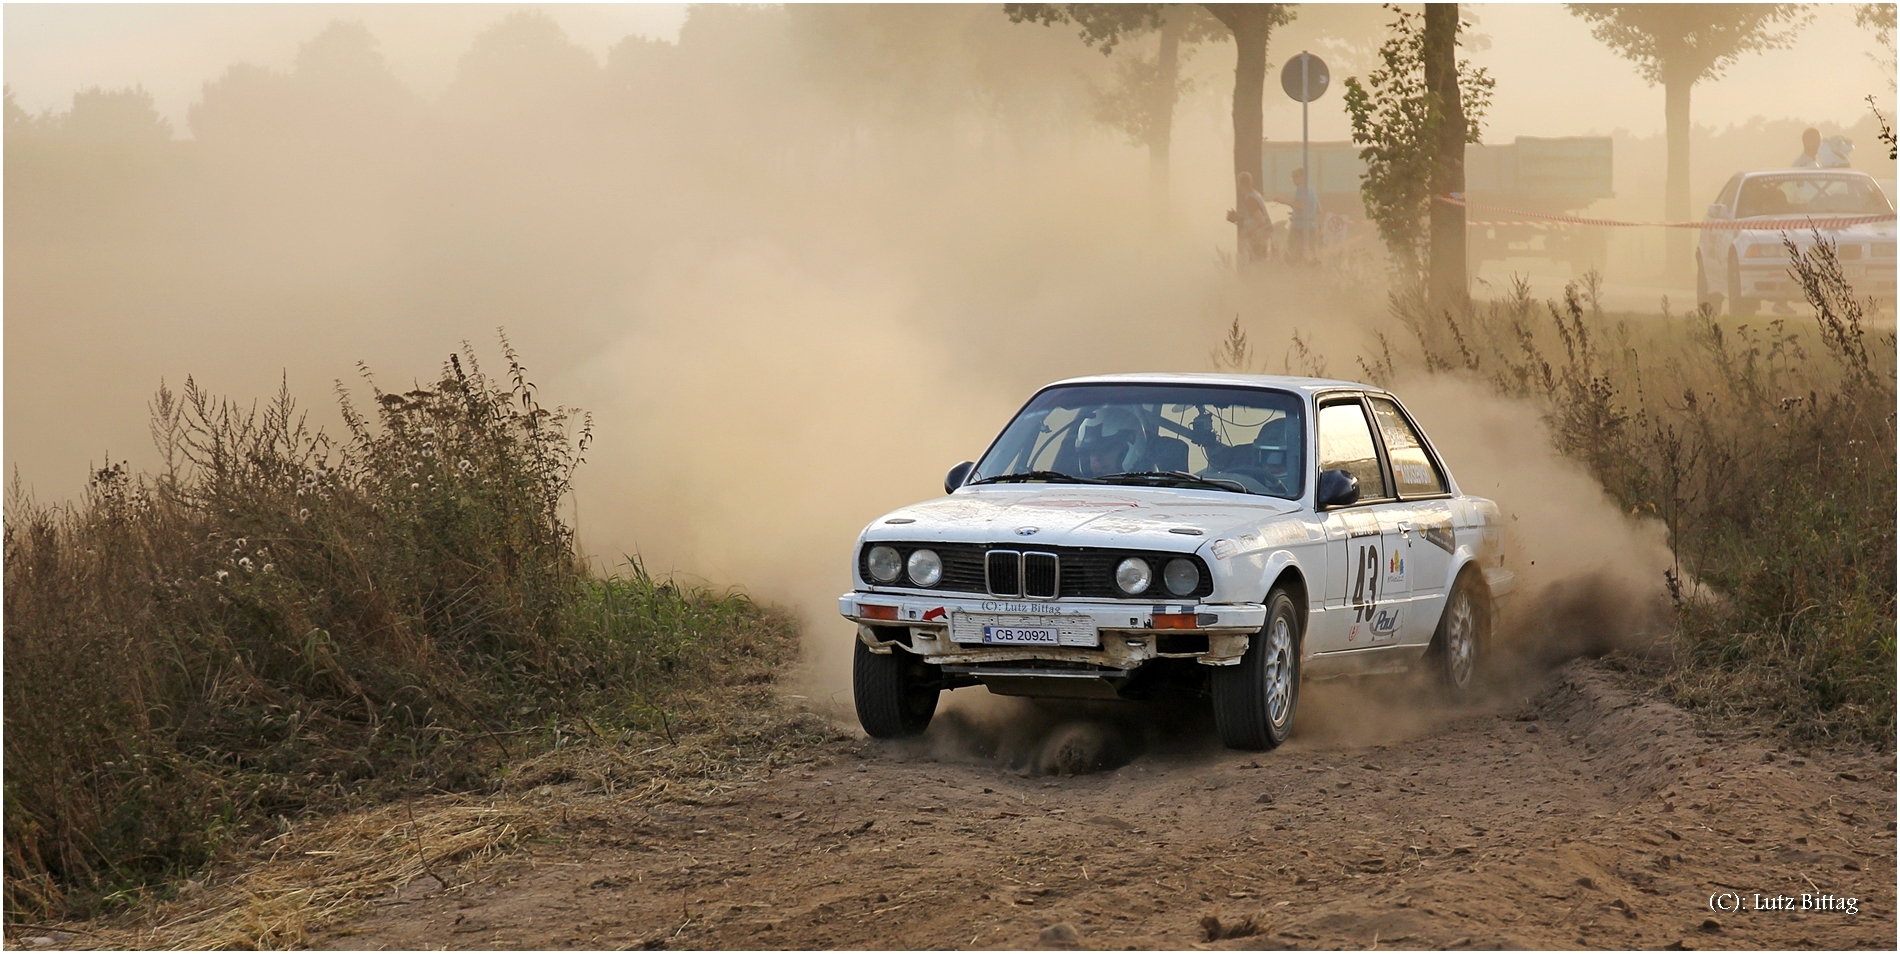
[1316,468,1360,509]
[1707,203,1727,219]
[945,460,975,495]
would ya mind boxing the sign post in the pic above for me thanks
[1280,52,1330,262]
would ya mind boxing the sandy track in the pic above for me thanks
[319,660,1893,950]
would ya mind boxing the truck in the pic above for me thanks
[1260,136,1615,274]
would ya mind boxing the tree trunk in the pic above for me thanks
[1221,13,1269,266]
[1206,4,1285,268]
[1664,74,1692,281]
[1424,4,1467,307]
[1149,11,1184,223]
[1228,17,1266,204]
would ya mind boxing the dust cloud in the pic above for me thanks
[1395,375,1676,661]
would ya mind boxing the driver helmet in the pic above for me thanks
[1254,416,1293,470]
[1076,407,1143,472]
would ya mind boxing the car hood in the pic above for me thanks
[862,485,1302,552]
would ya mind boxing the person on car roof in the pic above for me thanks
[1793,127,1822,167]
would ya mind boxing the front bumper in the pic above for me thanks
[839,591,1266,669]
[1738,262,1896,300]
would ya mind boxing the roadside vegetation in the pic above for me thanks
[1355,243,1895,747]
[3,338,816,924]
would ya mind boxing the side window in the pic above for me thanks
[1317,402,1389,501]
[1716,174,1741,210]
[1369,398,1446,497]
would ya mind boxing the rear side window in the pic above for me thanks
[1317,402,1389,500]
[1369,398,1446,497]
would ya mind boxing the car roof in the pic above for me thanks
[1042,371,1378,395]
[1739,169,1878,181]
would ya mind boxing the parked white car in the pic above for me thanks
[1697,169,1896,315]
[840,374,1515,751]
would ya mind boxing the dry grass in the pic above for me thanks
[16,795,537,950]
[1365,243,1895,746]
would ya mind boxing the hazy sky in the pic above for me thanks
[6,3,1892,144]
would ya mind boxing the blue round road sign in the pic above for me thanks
[1280,52,1330,103]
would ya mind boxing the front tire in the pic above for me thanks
[1431,572,1488,699]
[1696,254,1724,314]
[1211,590,1301,750]
[853,638,939,739]
[1728,252,1758,316]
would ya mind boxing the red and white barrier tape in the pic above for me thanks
[1437,194,1895,231]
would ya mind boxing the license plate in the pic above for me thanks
[983,625,1060,645]
[952,613,1099,647]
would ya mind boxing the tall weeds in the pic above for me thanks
[3,337,796,919]
[1373,245,1895,746]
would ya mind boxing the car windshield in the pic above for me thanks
[972,383,1306,499]
[1734,175,1893,218]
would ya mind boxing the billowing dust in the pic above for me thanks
[8,7,1676,766]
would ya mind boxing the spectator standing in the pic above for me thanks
[1283,167,1320,264]
[1228,171,1274,268]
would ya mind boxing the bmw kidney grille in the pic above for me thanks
[986,550,1059,599]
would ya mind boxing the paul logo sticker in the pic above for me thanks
[1385,549,1406,585]
[1369,607,1401,642]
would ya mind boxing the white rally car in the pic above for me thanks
[840,374,1515,751]
[1697,169,1896,315]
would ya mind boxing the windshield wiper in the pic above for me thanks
[1097,471,1251,493]
[970,470,1101,485]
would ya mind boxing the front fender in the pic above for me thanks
[1247,547,1313,620]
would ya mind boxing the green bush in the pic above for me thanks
[2,338,793,918]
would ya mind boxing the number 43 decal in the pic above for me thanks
[1351,542,1379,621]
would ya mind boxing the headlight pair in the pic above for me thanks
[867,545,940,587]
[1116,556,1199,597]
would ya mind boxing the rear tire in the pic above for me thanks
[1431,572,1488,699]
[853,638,939,738]
[1211,590,1301,750]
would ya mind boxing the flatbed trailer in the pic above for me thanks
[1261,136,1615,272]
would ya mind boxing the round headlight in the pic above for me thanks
[1164,558,1200,596]
[867,545,902,583]
[1115,557,1153,595]
[906,549,943,587]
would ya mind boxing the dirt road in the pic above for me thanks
[318,660,1893,950]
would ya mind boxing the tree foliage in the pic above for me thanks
[1342,7,1493,278]
[190,20,419,145]
[1857,3,1897,87]
[1003,6,1221,143]
[1860,2,1897,46]
[1566,4,1810,86]
[4,83,172,143]
[1005,3,1167,54]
